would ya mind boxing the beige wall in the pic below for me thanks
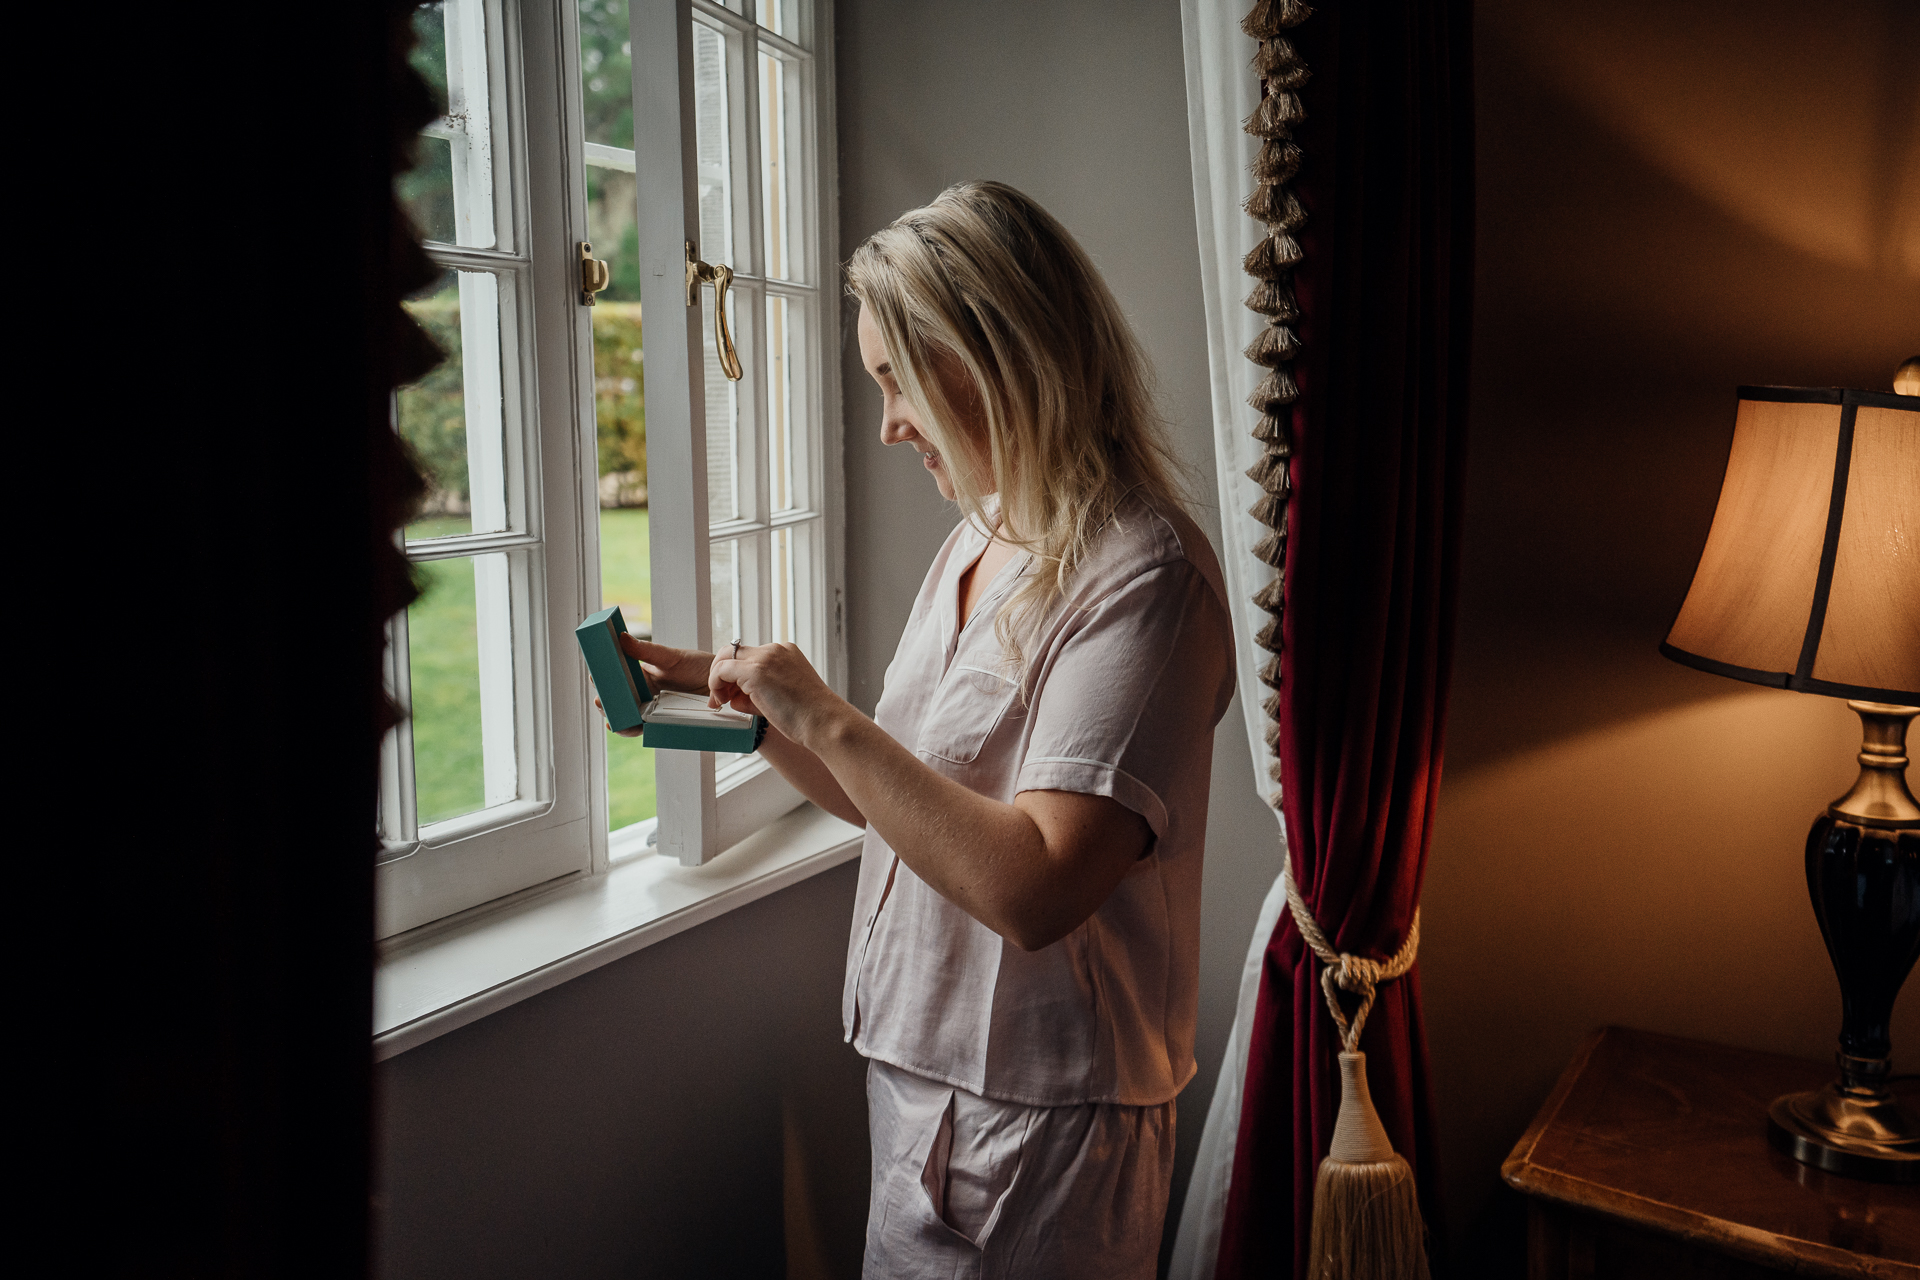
[1427,0,1920,1260]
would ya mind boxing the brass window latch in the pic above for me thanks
[685,240,743,382]
[579,241,610,306]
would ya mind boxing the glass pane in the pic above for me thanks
[594,303,648,516]
[409,552,513,826]
[711,537,740,649]
[600,501,655,833]
[578,0,634,149]
[756,0,794,37]
[771,521,817,658]
[766,294,797,511]
[579,0,643,303]
[771,525,796,645]
[702,287,740,522]
[692,20,735,267]
[402,0,496,249]
[594,290,655,831]
[400,133,457,245]
[758,50,801,280]
[399,270,509,539]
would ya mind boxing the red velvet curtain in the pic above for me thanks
[1214,2,1474,1276]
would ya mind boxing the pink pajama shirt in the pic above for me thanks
[845,493,1234,1276]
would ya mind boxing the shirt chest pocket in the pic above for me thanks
[916,666,1023,765]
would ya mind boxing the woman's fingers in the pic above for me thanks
[705,642,839,741]
[616,632,712,692]
[594,696,643,737]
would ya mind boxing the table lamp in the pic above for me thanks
[1661,361,1920,1183]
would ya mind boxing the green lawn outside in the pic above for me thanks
[403,509,657,833]
[599,507,657,832]
[407,518,485,824]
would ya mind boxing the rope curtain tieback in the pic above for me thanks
[1280,852,1431,1280]
[1281,858,1420,1052]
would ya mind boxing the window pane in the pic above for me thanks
[600,501,654,831]
[766,294,799,511]
[711,537,740,648]
[409,552,515,826]
[758,50,801,280]
[771,521,817,658]
[400,133,457,245]
[702,287,741,522]
[596,268,655,829]
[594,303,648,515]
[399,270,510,539]
[403,0,497,249]
[579,0,643,303]
[692,20,735,267]
[756,0,795,38]
[578,0,634,149]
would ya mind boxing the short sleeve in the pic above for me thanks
[1015,561,1233,836]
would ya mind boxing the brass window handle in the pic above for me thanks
[579,241,610,306]
[685,241,744,382]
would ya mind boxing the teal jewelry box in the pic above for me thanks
[574,606,767,753]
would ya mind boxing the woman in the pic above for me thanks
[621,181,1233,1277]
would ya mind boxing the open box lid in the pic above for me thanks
[575,606,653,731]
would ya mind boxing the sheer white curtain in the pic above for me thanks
[1170,1,1291,1275]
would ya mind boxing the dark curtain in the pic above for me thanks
[1214,1,1474,1276]
[116,5,433,1274]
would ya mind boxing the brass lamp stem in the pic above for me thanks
[1830,702,1920,829]
[1768,701,1920,1182]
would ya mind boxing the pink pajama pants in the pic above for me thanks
[862,1059,1176,1279]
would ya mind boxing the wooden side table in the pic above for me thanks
[1503,1027,1920,1279]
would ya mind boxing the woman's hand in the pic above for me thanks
[598,634,721,738]
[708,642,845,746]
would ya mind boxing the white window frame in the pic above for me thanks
[377,0,841,940]
[622,0,843,867]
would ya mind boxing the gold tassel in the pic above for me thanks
[1241,184,1299,230]
[1252,410,1291,444]
[1259,654,1284,690]
[1253,575,1286,612]
[1245,451,1287,489]
[1265,60,1311,91]
[1253,530,1287,568]
[1244,278,1300,321]
[1253,137,1303,184]
[1241,0,1313,40]
[1242,232,1303,279]
[1255,616,1282,652]
[1243,187,1307,233]
[1265,719,1284,752]
[1262,688,1283,719]
[1243,324,1300,367]
[1306,1053,1431,1280]
[1246,365,1300,411]
[1243,186,1307,233]
[1249,492,1288,527]
[1252,37,1303,76]
[1269,759,1286,785]
[1243,90,1306,138]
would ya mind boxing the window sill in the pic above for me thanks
[373,803,865,1061]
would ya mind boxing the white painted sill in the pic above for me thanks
[374,803,865,1061]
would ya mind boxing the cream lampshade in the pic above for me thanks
[1662,387,1918,704]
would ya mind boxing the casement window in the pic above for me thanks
[380,0,840,939]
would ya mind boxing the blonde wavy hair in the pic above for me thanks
[846,181,1189,675]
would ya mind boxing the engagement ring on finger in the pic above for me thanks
[731,639,742,658]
